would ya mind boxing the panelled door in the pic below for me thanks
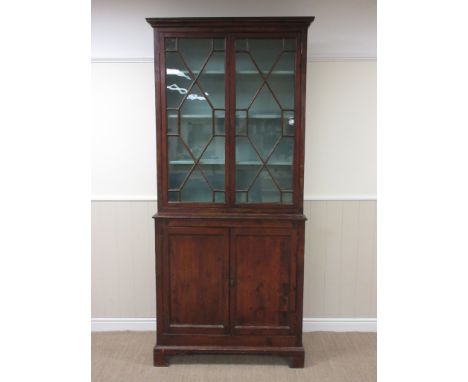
[163,227,230,334]
[229,228,297,335]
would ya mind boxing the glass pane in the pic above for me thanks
[235,53,262,109]
[165,52,193,108]
[180,168,212,202]
[267,137,294,190]
[168,191,179,202]
[167,110,178,134]
[180,84,213,158]
[236,191,247,203]
[165,38,226,203]
[235,39,247,51]
[198,51,225,109]
[235,137,262,190]
[178,38,212,74]
[234,37,296,204]
[213,38,224,51]
[249,169,280,203]
[267,52,295,109]
[165,38,177,51]
[167,136,194,190]
[284,38,296,51]
[214,110,225,135]
[283,111,294,136]
[248,86,282,160]
[235,111,247,136]
[282,192,293,204]
[199,137,225,189]
[214,191,225,203]
[248,39,283,74]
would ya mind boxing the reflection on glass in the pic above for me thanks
[165,38,226,203]
[283,111,294,136]
[165,52,193,108]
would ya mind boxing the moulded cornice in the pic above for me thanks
[145,16,315,29]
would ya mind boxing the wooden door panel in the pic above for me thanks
[164,227,229,334]
[230,228,296,335]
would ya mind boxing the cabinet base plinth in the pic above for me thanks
[153,345,305,368]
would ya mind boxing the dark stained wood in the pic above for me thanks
[153,345,305,368]
[146,17,315,29]
[230,228,295,335]
[164,227,229,334]
[149,18,312,214]
[149,17,313,368]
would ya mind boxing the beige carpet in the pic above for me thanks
[92,331,376,382]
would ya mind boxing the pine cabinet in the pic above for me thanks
[147,17,314,368]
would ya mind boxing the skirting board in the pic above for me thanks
[91,318,377,332]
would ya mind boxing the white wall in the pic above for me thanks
[91,0,377,60]
[92,60,376,199]
[305,61,376,198]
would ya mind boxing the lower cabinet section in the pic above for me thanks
[154,215,305,367]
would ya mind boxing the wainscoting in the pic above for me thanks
[91,200,376,331]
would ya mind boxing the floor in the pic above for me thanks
[92,331,376,382]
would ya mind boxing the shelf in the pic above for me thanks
[236,70,294,75]
[169,161,292,166]
[170,160,223,165]
[169,114,282,119]
[235,162,292,166]
[167,70,294,76]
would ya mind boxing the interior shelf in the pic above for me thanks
[170,114,283,119]
[169,160,291,165]
[167,70,294,76]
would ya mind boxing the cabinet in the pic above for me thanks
[146,17,314,368]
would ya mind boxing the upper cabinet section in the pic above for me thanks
[147,17,314,213]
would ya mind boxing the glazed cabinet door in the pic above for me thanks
[230,227,296,335]
[162,227,229,334]
[234,37,298,205]
[163,37,227,204]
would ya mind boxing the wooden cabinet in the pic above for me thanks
[147,17,314,368]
